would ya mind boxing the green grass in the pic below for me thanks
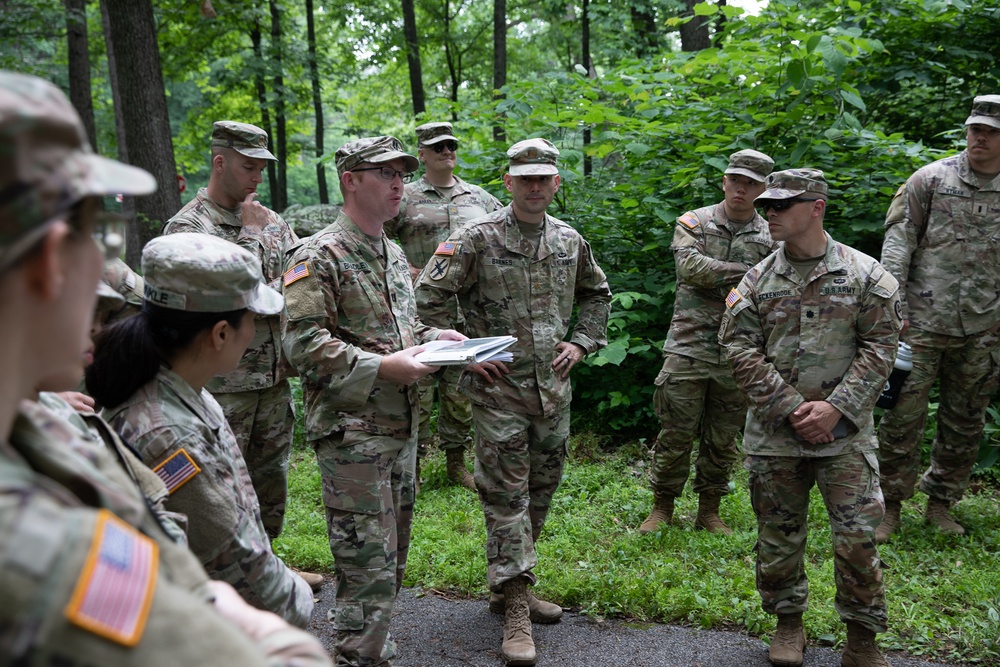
[275,413,1000,664]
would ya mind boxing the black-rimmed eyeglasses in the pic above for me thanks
[430,141,458,153]
[350,166,414,184]
[759,197,820,213]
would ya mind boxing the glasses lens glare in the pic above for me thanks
[432,141,458,153]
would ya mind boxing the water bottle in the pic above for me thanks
[876,342,913,409]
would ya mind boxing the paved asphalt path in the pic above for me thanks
[307,584,959,667]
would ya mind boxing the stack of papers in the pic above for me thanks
[414,336,517,365]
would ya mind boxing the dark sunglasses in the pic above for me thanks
[759,197,820,213]
[430,141,458,153]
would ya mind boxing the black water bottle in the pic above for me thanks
[876,342,913,409]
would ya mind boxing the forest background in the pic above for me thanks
[2,0,1000,662]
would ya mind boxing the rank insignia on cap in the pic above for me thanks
[153,448,201,494]
[283,261,310,287]
[726,288,743,308]
[65,510,158,647]
[678,214,699,230]
[435,242,457,256]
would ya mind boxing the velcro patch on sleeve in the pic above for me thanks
[434,241,457,256]
[153,448,201,494]
[725,288,743,309]
[65,510,158,647]
[677,214,700,230]
[283,261,311,287]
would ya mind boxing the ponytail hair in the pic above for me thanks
[86,303,247,409]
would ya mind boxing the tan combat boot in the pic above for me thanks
[501,578,536,665]
[874,501,901,544]
[489,590,564,623]
[293,569,324,593]
[925,497,965,535]
[445,448,476,490]
[841,621,891,667]
[638,495,675,534]
[695,492,733,535]
[769,612,805,666]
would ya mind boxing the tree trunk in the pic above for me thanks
[493,0,506,142]
[680,0,710,52]
[581,0,591,176]
[630,5,658,57]
[305,0,328,204]
[65,0,97,152]
[250,18,278,207]
[104,0,180,266]
[100,0,135,263]
[443,0,459,122]
[401,0,425,116]
[713,0,727,47]
[269,0,287,212]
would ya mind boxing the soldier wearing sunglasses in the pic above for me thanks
[385,122,502,491]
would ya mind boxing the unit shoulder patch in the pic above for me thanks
[152,448,201,494]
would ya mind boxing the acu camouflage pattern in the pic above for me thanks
[719,233,902,457]
[282,211,442,441]
[416,206,612,416]
[880,149,1000,336]
[102,368,313,628]
[0,400,329,666]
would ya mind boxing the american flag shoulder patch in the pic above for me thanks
[726,288,743,308]
[678,214,699,230]
[65,510,158,647]
[153,448,200,494]
[283,261,310,287]
[434,242,457,256]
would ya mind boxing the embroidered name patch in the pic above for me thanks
[758,289,793,301]
[725,288,742,308]
[283,262,310,287]
[820,286,857,295]
[65,510,158,647]
[153,449,201,494]
[678,214,699,230]
[435,242,457,256]
[339,261,370,272]
[489,257,515,266]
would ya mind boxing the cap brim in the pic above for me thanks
[80,154,158,197]
[725,167,767,182]
[234,146,278,161]
[965,115,1000,130]
[509,164,559,176]
[421,134,459,145]
[246,283,284,316]
[755,188,806,202]
[369,150,420,173]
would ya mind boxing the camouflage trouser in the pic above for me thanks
[215,379,294,539]
[650,356,745,498]
[416,366,473,453]
[877,325,1000,503]
[746,451,887,633]
[472,403,570,592]
[314,429,416,667]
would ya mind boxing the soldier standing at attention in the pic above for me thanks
[875,95,1000,541]
[0,71,329,666]
[385,121,502,490]
[720,169,901,667]
[281,136,464,667]
[163,122,308,561]
[416,139,611,666]
[639,149,777,535]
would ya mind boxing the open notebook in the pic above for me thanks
[414,336,516,365]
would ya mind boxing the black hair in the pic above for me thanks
[86,302,247,409]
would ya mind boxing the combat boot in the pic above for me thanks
[445,448,476,491]
[841,621,891,667]
[769,612,805,666]
[925,497,965,535]
[874,501,901,544]
[501,578,536,665]
[695,492,733,535]
[489,590,564,623]
[638,495,675,534]
[293,569,324,593]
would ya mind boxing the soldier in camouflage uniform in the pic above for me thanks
[639,149,777,536]
[92,233,314,629]
[282,136,464,667]
[416,138,611,666]
[719,169,901,667]
[0,71,329,667]
[876,95,1000,541]
[385,122,503,490]
[163,121,301,548]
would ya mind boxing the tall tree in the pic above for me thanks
[99,0,135,243]
[270,0,287,212]
[630,3,659,57]
[250,16,279,205]
[104,0,180,266]
[64,0,97,152]
[401,0,425,115]
[305,0,328,203]
[581,0,592,176]
[679,0,710,52]
[493,0,506,142]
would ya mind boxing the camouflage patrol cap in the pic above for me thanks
[725,149,774,182]
[335,136,419,176]
[965,95,1000,130]
[415,122,458,146]
[102,257,144,307]
[755,168,829,202]
[0,71,156,269]
[211,121,277,161]
[96,279,126,311]
[507,138,559,176]
[142,233,283,315]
